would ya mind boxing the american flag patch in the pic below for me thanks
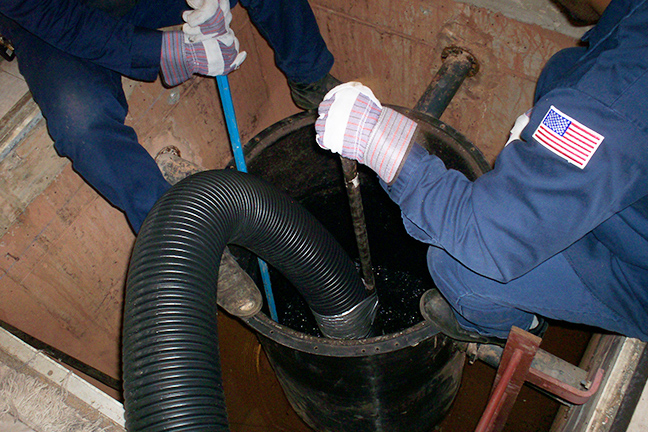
[532,106,604,169]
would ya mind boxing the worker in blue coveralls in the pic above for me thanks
[315,0,648,344]
[0,0,339,234]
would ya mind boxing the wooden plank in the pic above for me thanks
[0,58,28,117]
[0,126,67,239]
[0,92,42,160]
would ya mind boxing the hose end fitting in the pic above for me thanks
[312,293,379,339]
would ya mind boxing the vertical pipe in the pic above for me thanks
[414,47,479,119]
[215,75,278,322]
[340,156,376,292]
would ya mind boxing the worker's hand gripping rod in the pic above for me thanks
[338,48,479,295]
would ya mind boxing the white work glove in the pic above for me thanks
[505,108,532,146]
[315,82,418,184]
[182,0,234,43]
[160,0,246,86]
[160,31,246,86]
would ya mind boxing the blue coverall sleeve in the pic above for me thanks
[384,87,648,282]
[0,0,162,80]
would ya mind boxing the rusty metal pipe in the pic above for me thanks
[414,46,479,119]
[341,156,376,292]
[471,340,605,406]
[475,349,525,432]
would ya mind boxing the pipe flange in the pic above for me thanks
[441,46,480,77]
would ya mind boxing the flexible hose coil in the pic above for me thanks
[122,169,372,431]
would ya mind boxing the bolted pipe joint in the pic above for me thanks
[414,46,479,119]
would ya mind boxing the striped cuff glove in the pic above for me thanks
[160,30,246,87]
[182,0,233,43]
[315,82,417,183]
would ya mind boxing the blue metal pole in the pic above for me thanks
[215,75,278,322]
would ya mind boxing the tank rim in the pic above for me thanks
[244,312,446,357]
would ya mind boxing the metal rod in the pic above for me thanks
[475,349,525,432]
[340,156,376,292]
[474,342,605,406]
[414,46,479,119]
[215,75,278,322]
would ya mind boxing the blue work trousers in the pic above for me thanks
[429,247,645,340]
[1,0,332,232]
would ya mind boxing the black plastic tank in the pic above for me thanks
[234,106,491,432]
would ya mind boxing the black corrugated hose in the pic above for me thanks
[122,169,374,431]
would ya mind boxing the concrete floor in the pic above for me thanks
[0,416,35,432]
[0,325,124,432]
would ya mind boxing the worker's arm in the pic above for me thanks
[0,0,245,83]
[0,0,161,80]
[386,88,648,281]
[316,83,648,282]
